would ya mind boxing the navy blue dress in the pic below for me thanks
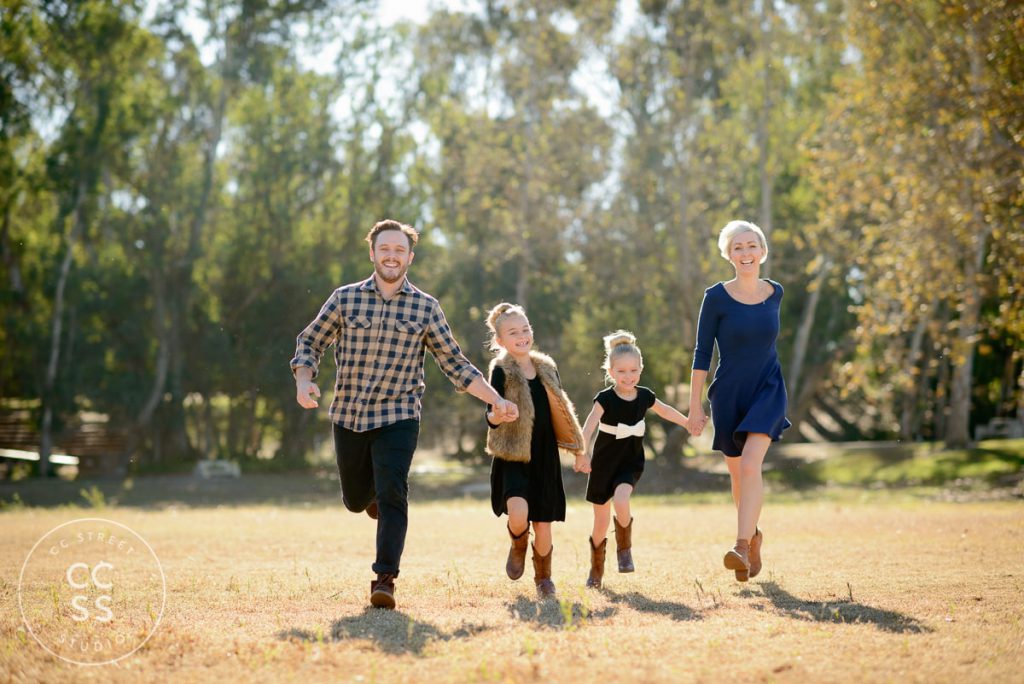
[692,280,791,456]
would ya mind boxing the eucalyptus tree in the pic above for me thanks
[808,0,1024,445]
[409,0,614,458]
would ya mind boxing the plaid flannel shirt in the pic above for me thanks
[290,275,483,432]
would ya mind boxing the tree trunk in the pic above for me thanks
[226,395,241,459]
[933,354,951,440]
[787,352,831,439]
[1017,364,1024,423]
[516,87,535,306]
[658,423,689,461]
[245,390,259,459]
[138,263,170,427]
[204,396,217,459]
[816,394,860,440]
[787,260,827,400]
[162,71,232,463]
[1,200,25,300]
[39,177,88,476]
[945,230,987,447]
[945,28,992,449]
[757,0,774,277]
[900,300,933,440]
[803,405,842,442]
[675,27,705,328]
[276,406,314,463]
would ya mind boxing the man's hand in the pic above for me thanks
[500,399,519,421]
[488,399,519,424]
[296,378,321,409]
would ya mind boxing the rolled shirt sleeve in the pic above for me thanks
[423,301,482,391]
[290,289,343,380]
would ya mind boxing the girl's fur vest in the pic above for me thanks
[485,350,585,463]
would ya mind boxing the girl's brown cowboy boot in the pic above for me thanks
[613,517,634,573]
[506,522,530,580]
[532,544,556,597]
[586,536,607,588]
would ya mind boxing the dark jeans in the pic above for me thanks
[333,419,419,576]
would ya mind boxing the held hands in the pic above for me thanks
[488,399,519,424]
[688,405,708,436]
[295,379,321,409]
[573,451,592,474]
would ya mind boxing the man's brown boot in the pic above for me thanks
[749,527,764,579]
[532,544,556,598]
[586,536,607,588]
[724,538,751,582]
[369,573,396,609]
[613,517,634,573]
[506,523,530,580]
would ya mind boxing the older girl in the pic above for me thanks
[485,303,585,598]
[689,220,791,582]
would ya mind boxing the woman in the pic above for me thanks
[688,220,791,582]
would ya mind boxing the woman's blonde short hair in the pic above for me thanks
[718,220,768,264]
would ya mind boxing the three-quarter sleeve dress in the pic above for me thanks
[692,280,792,456]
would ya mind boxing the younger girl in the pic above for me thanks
[485,303,586,598]
[575,331,697,588]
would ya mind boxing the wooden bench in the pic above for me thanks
[194,460,242,479]
[975,417,1024,441]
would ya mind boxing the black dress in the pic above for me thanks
[488,366,567,522]
[585,386,656,504]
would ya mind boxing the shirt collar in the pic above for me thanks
[360,274,415,296]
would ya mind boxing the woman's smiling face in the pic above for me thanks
[729,230,765,273]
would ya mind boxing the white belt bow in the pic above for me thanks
[598,420,646,439]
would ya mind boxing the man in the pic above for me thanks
[291,219,517,609]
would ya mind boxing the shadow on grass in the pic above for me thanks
[278,608,491,656]
[751,581,931,634]
[601,589,705,621]
[505,594,617,629]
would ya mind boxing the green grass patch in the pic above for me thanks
[768,439,1024,489]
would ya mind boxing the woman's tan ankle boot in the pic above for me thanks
[724,538,751,582]
[749,527,764,578]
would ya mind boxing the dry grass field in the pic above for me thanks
[2,489,1022,683]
